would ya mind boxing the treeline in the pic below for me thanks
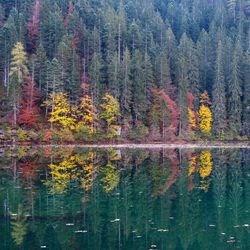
[0,0,250,141]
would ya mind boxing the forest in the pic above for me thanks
[0,0,250,143]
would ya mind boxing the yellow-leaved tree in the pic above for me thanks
[77,95,97,133]
[10,42,28,82]
[187,92,197,130]
[9,42,29,126]
[99,93,121,139]
[80,152,97,192]
[44,92,76,130]
[198,91,212,135]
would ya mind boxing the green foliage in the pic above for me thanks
[128,123,149,142]
[74,124,95,142]
[0,0,249,140]
[52,128,75,143]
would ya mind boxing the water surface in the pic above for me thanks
[0,146,249,249]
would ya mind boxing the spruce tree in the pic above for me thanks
[228,39,243,135]
[212,41,227,135]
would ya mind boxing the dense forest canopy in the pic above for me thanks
[0,0,249,141]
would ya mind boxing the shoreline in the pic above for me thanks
[1,141,250,149]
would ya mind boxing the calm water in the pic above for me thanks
[0,146,249,250]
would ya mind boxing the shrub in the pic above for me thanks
[74,124,95,142]
[128,123,149,142]
[17,128,30,141]
[41,129,53,142]
[28,129,39,141]
[56,128,75,143]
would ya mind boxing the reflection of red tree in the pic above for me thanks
[43,146,53,157]
[20,161,38,180]
[161,149,180,194]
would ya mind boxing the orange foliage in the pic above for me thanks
[20,161,38,180]
[160,90,180,133]
[18,77,40,127]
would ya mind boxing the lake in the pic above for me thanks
[0,146,249,249]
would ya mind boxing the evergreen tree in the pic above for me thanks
[212,41,227,135]
[130,50,146,122]
[243,33,250,136]
[228,39,243,135]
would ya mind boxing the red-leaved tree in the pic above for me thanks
[187,92,195,110]
[160,90,180,134]
[18,77,40,127]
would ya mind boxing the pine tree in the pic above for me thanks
[32,43,47,93]
[130,50,146,121]
[88,52,103,105]
[242,33,250,136]
[177,33,190,135]
[197,30,213,92]
[228,39,243,135]
[155,49,171,90]
[212,41,227,135]
[120,47,132,115]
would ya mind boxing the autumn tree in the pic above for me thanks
[198,91,212,135]
[9,42,28,126]
[44,92,76,130]
[187,92,196,130]
[99,93,121,139]
[77,95,97,133]
[18,76,40,127]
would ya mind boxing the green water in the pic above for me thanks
[0,147,249,250]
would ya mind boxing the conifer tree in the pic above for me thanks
[228,39,243,135]
[212,41,227,135]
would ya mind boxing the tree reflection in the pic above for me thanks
[0,147,249,249]
[10,205,28,246]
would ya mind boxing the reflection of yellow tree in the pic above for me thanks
[188,154,197,176]
[198,150,213,179]
[80,152,97,192]
[45,155,80,194]
[45,152,99,194]
[108,148,121,161]
[10,205,28,246]
[188,150,213,192]
[100,161,120,192]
